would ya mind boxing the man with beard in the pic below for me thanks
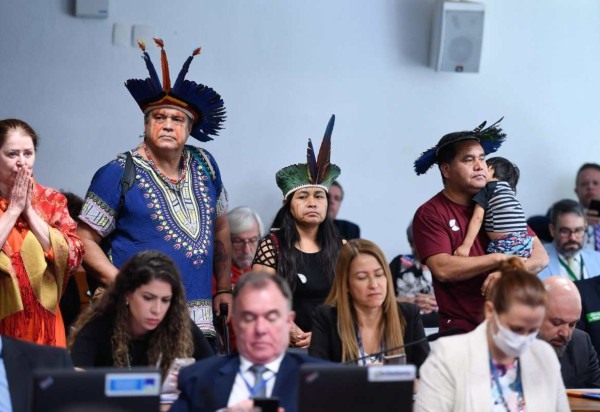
[538,276,600,388]
[538,199,600,280]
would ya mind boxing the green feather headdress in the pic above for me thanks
[276,115,341,199]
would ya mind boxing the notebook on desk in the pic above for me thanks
[298,364,415,412]
[30,367,161,412]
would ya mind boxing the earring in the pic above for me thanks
[125,300,129,306]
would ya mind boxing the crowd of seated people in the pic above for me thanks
[5,44,600,411]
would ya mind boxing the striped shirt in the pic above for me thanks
[474,181,527,233]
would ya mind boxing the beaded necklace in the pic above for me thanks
[142,144,188,189]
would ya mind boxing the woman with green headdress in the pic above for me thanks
[253,115,342,349]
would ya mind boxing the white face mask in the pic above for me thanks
[491,312,538,358]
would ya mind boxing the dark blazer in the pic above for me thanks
[308,302,430,368]
[1,336,73,412]
[575,276,600,353]
[333,219,360,240]
[576,276,600,357]
[170,352,325,412]
[558,328,600,389]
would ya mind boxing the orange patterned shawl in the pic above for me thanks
[0,183,84,346]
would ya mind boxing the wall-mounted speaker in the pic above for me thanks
[430,1,485,73]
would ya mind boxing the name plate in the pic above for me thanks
[105,372,161,397]
[367,365,416,382]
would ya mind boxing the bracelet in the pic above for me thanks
[214,289,233,297]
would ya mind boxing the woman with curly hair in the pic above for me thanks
[68,250,213,376]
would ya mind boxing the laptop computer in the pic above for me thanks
[30,367,161,412]
[298,364,415,412]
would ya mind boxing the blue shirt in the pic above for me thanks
[0,338,13,412]
[80,146,227,337]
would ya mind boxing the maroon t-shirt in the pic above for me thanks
[413,191,490,333]
[413,191,536,333]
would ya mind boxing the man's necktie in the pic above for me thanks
[249,364,268,398]
[594,224,600,251]
[567,257,581,280]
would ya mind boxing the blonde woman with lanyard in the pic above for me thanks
[416,257,569,412]
[309,239,429,368]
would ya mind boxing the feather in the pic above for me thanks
[173,46,201,91]
[307,139,317,182]
[315,115,335,183]
[477,117,506,145]
[473,120,487,133]
[132,40,162,92]
[153,38,171,92]
[480,116,504,133]
[413,146,438,175]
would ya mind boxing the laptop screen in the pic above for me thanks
[30,368,161,412]
[298,364,415,412]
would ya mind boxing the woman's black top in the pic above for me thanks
[253,233,333,332]
[309,302,430,369]
[70,315,213,368]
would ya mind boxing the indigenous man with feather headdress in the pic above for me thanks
[411,119,548,333]
[78,39,231,342]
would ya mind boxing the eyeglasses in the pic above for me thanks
[231,237,259,249]
[557,227,586,237]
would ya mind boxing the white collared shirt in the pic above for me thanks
[227,354,285,407]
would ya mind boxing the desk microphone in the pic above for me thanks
[343,326,463,365]
[219,303,230,354]
[219,302,229,319]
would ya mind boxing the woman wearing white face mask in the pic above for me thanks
[415,257,569,412]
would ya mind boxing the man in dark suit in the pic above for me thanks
[538,276,600,388]
[576,275,600,357]
[328,181,360,240]
[0,335,74,412]
[171,272,324,412]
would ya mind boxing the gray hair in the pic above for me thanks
[549,199,586,226]
[233,271,292,310]
[227,206,264,236]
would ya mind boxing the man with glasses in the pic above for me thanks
[538,199,600,280]
[227,207,264,286]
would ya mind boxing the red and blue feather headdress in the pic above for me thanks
[125,38,226,142]
[414,117,506,175]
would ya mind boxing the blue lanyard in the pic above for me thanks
[489,355,524,411]
[238,367,276,398]
[357,329,384,366]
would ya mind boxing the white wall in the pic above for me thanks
[1,0,600,258]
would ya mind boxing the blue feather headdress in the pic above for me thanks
[414,117,506,175]
[276,115,341,199]
[125,38,226,142]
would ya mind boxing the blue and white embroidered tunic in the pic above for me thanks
[80,145,228,337]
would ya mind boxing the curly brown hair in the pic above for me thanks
[68,250,194,376]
